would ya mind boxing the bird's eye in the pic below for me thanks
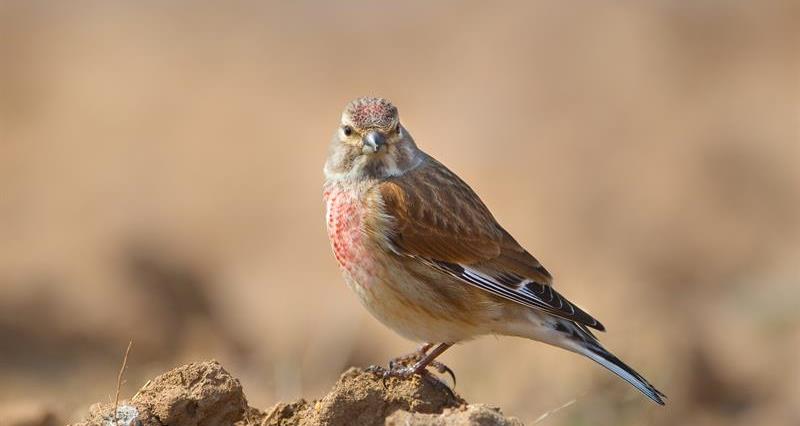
[342,125,353,137]
[395,124,401,134]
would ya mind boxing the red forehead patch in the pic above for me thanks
[345,97,398,129]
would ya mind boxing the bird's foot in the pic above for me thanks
[382,364,416,380]
[387,343,432,370]
[382,354,456,387]
[377,363,457,400]
[386,344,456,386]
[365,364,386,376]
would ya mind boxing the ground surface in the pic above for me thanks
[67,360,521,426]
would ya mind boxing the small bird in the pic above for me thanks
[323,97,665,405]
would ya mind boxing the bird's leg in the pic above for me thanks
[388,343,433,369]
[410,343,452,375]
[383,343,455,384]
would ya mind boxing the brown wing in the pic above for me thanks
[378,156,605,331]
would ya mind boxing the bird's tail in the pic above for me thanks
[552,320,666,405]
[579,340,666,405]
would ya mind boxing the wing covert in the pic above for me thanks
[377,157,604,331]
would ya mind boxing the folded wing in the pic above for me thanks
[377,157,605,331]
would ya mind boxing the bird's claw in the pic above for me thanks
[388,352,423,370]
[365,364,385,376]
[387,348,455,385]
[429,360,457,387]
[371,361,456,398]
[380,364,415,388]
[367,361,458,401]
[384,365,416,379]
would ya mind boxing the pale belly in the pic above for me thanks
[324,182,503,343]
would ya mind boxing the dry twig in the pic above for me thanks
[113,341,134,426]
[533,397,577,424]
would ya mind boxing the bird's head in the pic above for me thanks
[325,97,422,181]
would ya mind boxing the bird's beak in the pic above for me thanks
[362,131,386,153]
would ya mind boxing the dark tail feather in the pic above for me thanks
[581,344,666,405]
[547,319,666,405]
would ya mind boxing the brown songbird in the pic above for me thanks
[323,97,665,405]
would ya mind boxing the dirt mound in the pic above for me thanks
[72,360,247,426]
[70,360,521,426]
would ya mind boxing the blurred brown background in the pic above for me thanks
[1,1,798,424]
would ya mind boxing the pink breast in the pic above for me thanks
[325,187,370,275]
